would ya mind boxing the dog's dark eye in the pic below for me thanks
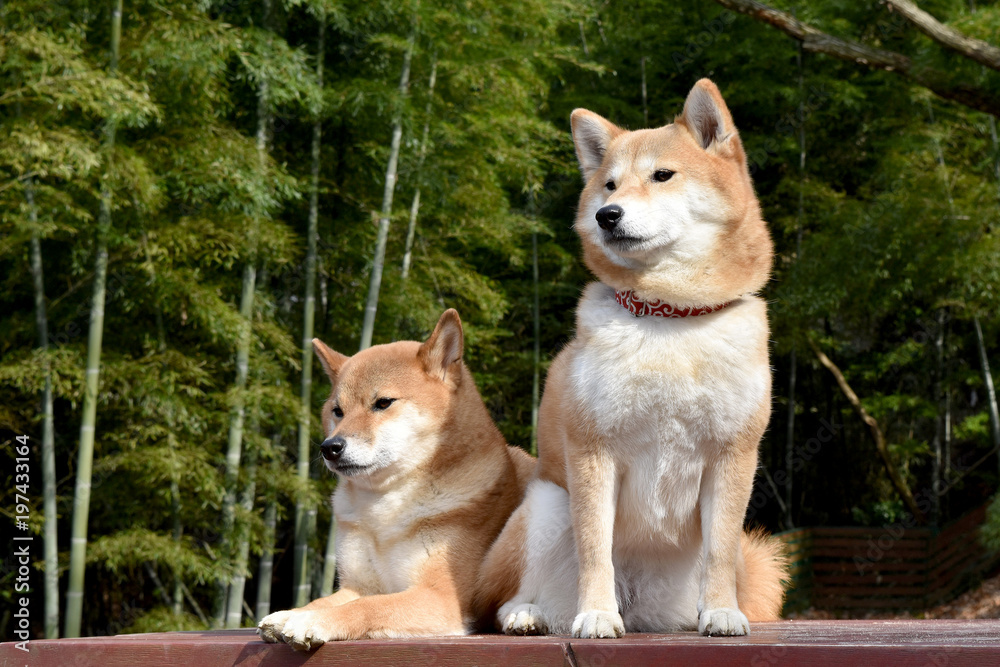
[373,397,396,411]
[605,180,616,191]
[653,169,674,182]
[332,406,343,419]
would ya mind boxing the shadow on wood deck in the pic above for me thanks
[4,620,1000,666]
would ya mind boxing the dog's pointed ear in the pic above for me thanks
[312,338,349,385]
[571,109,623,181]
[418,309,464,387]
[677,79,739,155]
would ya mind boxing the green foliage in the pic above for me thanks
[1,0,999,638]
[851,500,907,527]
[122,607,208,634]
[983,494,1000,553]
[88,529,218,584]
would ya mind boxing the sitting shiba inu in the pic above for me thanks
[258,309,533,650]
[478,79,786,638]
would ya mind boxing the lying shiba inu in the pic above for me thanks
[479,79,786,638]
[258,309,533,650]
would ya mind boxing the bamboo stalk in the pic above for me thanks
[64,0,122,638]
[293,9,325,610]
[640,56,648,126]
[989,115,1000,204]
[28,182,59,638]
[214,258,258,626]
[255,490,276,618]
[925,100,954,521]
[530,230,540,456]
[140,225,186,619]
[973,317,1000,474]
[215,16,268,624]
[307,503,319,600]
[784,36,806,531]
[320,513,337,598]
[932,309,946,524]
[784,347,796,530]
[225,433,258,628]
[359,26,415,350]
[401,56,437,281]
[970,2,1000,476]
[170,465,184,616]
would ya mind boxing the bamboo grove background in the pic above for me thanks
[2,0,1000,639]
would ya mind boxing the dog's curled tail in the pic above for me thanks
[737,528,789,621]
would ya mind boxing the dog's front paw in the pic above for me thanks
[257,610,294,643]
[274,609,339,651]
[699,607,749,636]
[571,610,624,638]
[500,603,549,636]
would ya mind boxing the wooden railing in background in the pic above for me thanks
[776,501,999,612]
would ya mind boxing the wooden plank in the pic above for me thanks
[2,630,568,667]
[5,622,1000,667]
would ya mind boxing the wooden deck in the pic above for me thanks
[4,620,1000,666]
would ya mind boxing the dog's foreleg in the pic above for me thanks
[257,587,361,644]
[568,447,624,638]
[697,442,758,636]
[273,580,466,650]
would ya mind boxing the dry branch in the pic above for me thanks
[885,0,1000,73]
[713,0,1000,116]
[807,337,927,524]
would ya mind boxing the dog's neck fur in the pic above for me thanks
[428,364,511,476]
[581,202,772,309]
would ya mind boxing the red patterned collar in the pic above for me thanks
[615,289,732,318]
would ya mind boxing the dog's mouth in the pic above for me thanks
[603,232,647,251]
[332,462,373,477]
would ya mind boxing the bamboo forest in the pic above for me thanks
[2,0,1000,639]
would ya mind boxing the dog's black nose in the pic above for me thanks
[596,204,624,231]
[320,436,346,461]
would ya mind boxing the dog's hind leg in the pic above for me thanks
[495,479,578,635]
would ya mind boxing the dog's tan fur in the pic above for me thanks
[481,79,786,638]
[258,309,533,650]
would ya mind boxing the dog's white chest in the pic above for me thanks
[569,285,769,542]
[334,485,439,595]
